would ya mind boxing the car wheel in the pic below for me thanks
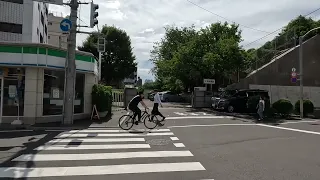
[165,98,169,102]
[227,105,234,113]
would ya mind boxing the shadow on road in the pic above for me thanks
[0,130,61,179]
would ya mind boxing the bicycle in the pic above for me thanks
[118,109,162,130]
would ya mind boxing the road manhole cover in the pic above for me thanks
[146,139,171,146]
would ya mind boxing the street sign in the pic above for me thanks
[291,67,297,83]
[60,19,72,32]
[32,0,63,5]
[203,79,215,84]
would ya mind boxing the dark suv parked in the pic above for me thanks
[213,89,269,113]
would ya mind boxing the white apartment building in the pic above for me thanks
[0,0,48,43]
[48,12,68,48]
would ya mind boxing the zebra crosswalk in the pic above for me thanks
[0,128,211,179]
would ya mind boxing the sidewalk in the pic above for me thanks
[0,110,127,131]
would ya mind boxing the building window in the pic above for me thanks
[3,68,25,116]
[2,0,23,4]
[0,22,22,34]
[40,34,43,43]
[38,3,40,11]
[48,36,50,39]
[48,22,52,25]
[41,13,44,25]
[43,70,65,115]
[74,73,85,114]
[37,28,39,35]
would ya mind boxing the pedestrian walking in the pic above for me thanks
[257,96,265,121]
[151,89,166,123]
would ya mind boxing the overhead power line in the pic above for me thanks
[242,7,320,48]
[186,0,270,33]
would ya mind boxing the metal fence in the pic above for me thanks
[112,89,124,108]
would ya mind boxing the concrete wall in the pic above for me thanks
[250,84,320,107]
[124,88,137,108]
[229,35,320,89]
[192,89,213,108]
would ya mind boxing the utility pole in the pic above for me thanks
[62,0,78,125]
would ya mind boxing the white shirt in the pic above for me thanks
[154,92,162,104]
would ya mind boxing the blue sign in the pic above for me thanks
[291,77,297,83]
[60,19,72,32]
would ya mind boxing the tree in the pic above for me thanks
[78,25,137,86]
[150,22,246,91]
[246,16,320,71]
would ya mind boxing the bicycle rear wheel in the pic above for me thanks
[143,115,158,129]
[119,115,134,130]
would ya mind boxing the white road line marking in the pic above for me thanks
[46,138,145,144]
[0,162,205,178]
[35,144,151,150]
[174,143,185,147]
[280,120,319,125]
[57,132,174,138]
[168,124,255,128]
[66,129,170,133]
[174,112,188,116]
[13,150,194,161]
[189,113,199,116]
[166,116,233,120]
[170,137,179,141]
[257,124,320,135]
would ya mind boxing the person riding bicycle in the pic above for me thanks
[127,91,148,123]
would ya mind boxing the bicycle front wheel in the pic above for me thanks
[143,115,158,129]
[119,115,134,130]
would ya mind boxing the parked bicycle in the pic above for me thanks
[118,109,162,130]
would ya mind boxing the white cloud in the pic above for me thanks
[50,0,320,81]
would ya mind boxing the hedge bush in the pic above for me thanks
[272,99,293,116]
[294,99,314,116]
[92,84,112,114]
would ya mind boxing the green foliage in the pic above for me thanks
[294,99,314,116]
[137,86,145,94]
[78,25,137,86]
[272,99,293,116]
[151,22,246,91]
[246,16,320,72]
[91,84,112,114]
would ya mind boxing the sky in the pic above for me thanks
[49,0,320,82]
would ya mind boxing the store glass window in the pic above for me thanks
[74,73,85,114]
[43,70,65,115]
[3,68,25,116]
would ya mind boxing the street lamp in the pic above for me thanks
[298,26,320,118]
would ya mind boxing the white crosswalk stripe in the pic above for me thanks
[0,128,209,179]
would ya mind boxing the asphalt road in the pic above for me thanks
[1,103,320,179]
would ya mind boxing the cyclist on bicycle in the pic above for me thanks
[127,91,148,123]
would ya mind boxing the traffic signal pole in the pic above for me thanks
[62,0,78,125]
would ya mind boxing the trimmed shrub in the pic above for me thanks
[272,99,293,116]
[92,84,112,114]
[294,99,314,116]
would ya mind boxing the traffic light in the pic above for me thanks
[97,37,105,52]
[90,2,99,28]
